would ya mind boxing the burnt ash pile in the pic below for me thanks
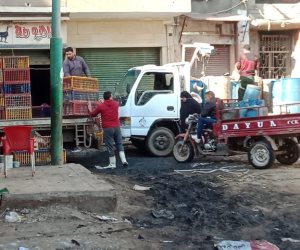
[125,173,300,249]
[73,148,300,250]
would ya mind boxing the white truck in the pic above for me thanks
[114,43,214,156]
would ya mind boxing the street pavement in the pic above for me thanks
[0,163,116,213]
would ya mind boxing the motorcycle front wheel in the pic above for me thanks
[173,139,194,163]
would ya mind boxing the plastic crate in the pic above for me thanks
[63,76,99,91]
[2,56,29,69]
[32,105,51,118]
[0,70,2,83]
[0,107,5,119]
[63,90,99,101]
[6,107,32,120]
[5,94,32,107]
[3,83,31,94]
[13,149,66,166]
[63,101,97,116]
[3,69,30,83]
[0,57,2,69]
[0,94,4,106]
[35,136,51,149]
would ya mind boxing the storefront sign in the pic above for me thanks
[0,23,66,47]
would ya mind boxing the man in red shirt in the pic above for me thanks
[88,91,128,169]
[236,44,260,100]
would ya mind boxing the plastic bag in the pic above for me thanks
[5,211,22,223]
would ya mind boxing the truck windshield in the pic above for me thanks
[114,69,141,106]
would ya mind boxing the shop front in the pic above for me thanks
[0,22,67,106]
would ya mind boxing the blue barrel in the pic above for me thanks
[272,78,300,113]
[243,85,262,101]
[230,80,239,99]
[246,109,258,117]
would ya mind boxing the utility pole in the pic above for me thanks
[50,0,63,165]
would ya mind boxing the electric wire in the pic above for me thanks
[206,0,247,15]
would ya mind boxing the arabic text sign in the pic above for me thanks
[0,23,52,45]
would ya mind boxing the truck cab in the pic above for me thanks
[114,43,214,156]
[113,63,190,156]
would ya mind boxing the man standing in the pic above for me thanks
[88,91,128,169]
[236,44,260,100]
[63,47,91,77]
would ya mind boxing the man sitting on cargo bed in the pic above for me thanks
[63,47,91,77]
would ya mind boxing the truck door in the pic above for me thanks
[130,71,178,136]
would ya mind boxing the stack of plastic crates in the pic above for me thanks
[13,150,67,166]
[0,58,5,119]
[13,135,66,166]
[63,76,99,116]
[2,56,32,120]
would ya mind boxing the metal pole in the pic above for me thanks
[50,0,63,165]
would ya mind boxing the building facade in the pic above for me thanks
[0,0,190,100]
[188,0,300,79]
[1,0,298,98]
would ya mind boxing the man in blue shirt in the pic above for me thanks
[196,91,217,142]
[63,47,91,77]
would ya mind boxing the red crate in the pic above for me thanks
[6,107,32,120]
[63,76,99,91]
[63,101,97,116]
[3,69,30,83]
[35,135,51,149]
[2,56,29,69]
[0,107,5,119]
[5,94,32,107]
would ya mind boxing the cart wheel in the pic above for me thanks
[248,141,275,169]
[173,139,194,163]
[276,139,300,165]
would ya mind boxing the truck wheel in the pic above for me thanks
[248,141,275,169]
[173,139,194,163]
[276,139,300,165]
[146,127,175,156]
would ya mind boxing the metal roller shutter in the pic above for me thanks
[77,48,160,97]
[185,45,230,77]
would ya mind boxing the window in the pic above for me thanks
[135,72,173,105]
[259,34,291,79]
